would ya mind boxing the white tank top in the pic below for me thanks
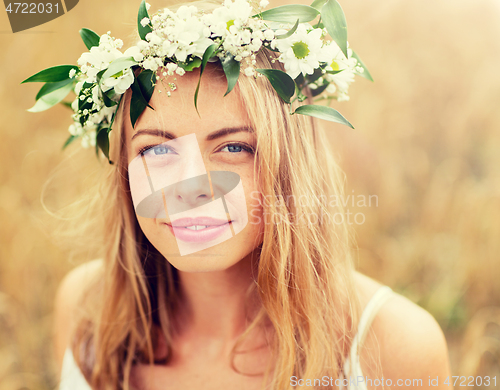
[59,286,394,390]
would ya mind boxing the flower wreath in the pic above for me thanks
[22,0,372,162]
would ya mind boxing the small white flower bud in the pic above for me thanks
[244,67,255,77]
[263,29,274,40]
[259,0,269,8]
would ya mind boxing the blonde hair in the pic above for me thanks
[70,5,361,389]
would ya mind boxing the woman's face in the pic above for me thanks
[124,66,264,272]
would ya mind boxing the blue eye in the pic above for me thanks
[224,144,242,153]
[142,144,174,156]
[220,143,254,154]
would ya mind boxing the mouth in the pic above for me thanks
[166,217,232,228]
[164,217,234,243]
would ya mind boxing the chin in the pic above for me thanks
[159,242,249,273]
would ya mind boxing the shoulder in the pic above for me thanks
[53,259,104,373]
[353,272,451,389]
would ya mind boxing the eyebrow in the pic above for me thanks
[131,126,253,142]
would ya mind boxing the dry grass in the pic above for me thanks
[1,0,499,388]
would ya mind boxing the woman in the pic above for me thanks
[37,1,451,389]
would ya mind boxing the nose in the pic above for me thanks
[173,174,213,207]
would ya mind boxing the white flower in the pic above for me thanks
[249,38,262,52]
[259,0,269,9]
[91,85,100,104]
[90,105,115,125]
[141,17,150,27]
[77,33,125,83]
[71,97,79,112]
[124,46,144,62]
[175,67,186,76]
[274,24,327,79]
[205,0,253,38]
[137,40,149,51]
[263,29,274,41]
[69,122,83,136]
[74,81,84,95]
[252,29,264,40]
[80,130,96,148]
[326,83,336,93]
[142,57,163,71]
[322,41,357,73]
[69,69,76,78]
[244,67,255,77]
[324,69,355,101]
[158,7,213,62]
[146,32,163,45]
[101,67,134,94]
[166,62,178,75]
[318,41,358,100]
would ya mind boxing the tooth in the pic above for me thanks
[185,225,209,230]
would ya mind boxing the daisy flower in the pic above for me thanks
[274,24,328,79]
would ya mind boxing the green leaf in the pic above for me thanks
[35,78,73,100]
[256,69,295,104]
[96,127,110,160]
[77,82,94,112]
[305,68,324,84]
[321,0,348,58]
[310,83,329,97]
[325,69,343,75]
[351,50,373,82]
[79,28,100,50]
[60,101,73,109]
[137,70,156,102]
[294,73,305,89]
[293,104,353,128]
[194,44,219,114]
[221,54,240,97]
[178,58,202,72]
[95,69,106,84]
[258,5,319,23]
[62,134,78,150]
[130,75,154,128]
[27,82,74,112]
[101,57,137,80]
[275,18,299,39]
[22,65,78,83]
[102,88,118,108]
[108,95,123,134]
[310,0,328,11]
[138,0,152,41]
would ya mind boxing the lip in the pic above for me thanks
[169,217,229,228]
[165,217,233,243]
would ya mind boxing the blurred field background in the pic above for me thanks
[1,0,500,388]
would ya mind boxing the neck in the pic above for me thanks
[171,250,264,349]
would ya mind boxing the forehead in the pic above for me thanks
[124,65,250,140]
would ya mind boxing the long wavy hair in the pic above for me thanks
[70,3,361,388]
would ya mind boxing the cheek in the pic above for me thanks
[136,216,156,240]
